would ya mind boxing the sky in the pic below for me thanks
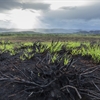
[0,0,100,30]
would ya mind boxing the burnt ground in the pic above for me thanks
[0,53,100,100]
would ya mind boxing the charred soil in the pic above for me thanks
[0,52,100,100]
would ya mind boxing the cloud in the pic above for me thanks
[0,0,100,30]
[60,6,77,10]
[0,20,16,28]
[42,2,100,20]
[22,3,50,10]
[0,0,21,12]
[39,1,100,29]
[42,18,100,30]
[0,0,50,12]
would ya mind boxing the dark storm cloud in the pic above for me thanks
[60,6,77,10]
[43,2,100,20]
[22,3,50,10]
[0,0,21,11]
[0,0,50,12]
[41,1,100,30]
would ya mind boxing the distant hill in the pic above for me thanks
[0,28,78,33]
[0,28,34,33]
[77,30,100,34]
[0,28,100,34]
[33,29,78,33]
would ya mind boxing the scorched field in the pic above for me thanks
[0,40,100,100]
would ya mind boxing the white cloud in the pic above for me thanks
[0,9,47,29]
[43,0,95,10]
[9,9,45,29]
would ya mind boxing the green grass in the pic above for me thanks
[0,40,100,63]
